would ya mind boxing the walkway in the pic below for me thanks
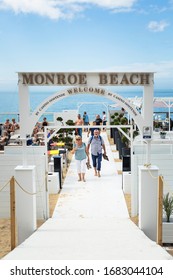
[3,132,172,260]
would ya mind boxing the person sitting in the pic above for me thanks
[3,119,13,135]
[0,131,9,150]
[32,125,40,137]
[32,133,40,146]
[11,118,20,132]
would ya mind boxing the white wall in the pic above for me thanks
[54,110,78,125]
[131,153,173,216]
[0,154,47,219]
[133,143,173,155]
[4,146,46,155]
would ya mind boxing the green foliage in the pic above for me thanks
[66,120,75,126]
[163,193,173,222]
[114,112,119,117]
[113,119,120,125]
[154,122,160,128]
[57,133,63,138]
[111,112,138,146]
[160,131,166,135]
[119,113,124,118]
[51,118,75,151]
[121,135,128,146]
[120,117,128,125]
[64,136,73,143]
[56,117,63,122]
[133,130,139,138]
[65,119,75,136]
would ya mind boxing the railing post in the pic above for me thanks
[157,176,163,245]
[10,176,16,250]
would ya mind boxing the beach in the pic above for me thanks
[0,193,59,259]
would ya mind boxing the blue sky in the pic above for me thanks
[0,0,173,91]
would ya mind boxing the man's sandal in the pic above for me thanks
[103,154,109,161]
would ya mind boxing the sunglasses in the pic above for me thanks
[76,138,81,140]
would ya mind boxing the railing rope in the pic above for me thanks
[1,175,46,251]
[157,175,163,245]
[10,176,16,250]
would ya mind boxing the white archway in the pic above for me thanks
[31,87,144,134]
[18,72,154,137]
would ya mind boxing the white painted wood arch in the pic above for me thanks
[19,87,145,137]
[18,72,154,137]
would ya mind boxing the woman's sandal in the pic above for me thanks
[86,162,92,169]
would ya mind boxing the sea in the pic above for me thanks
[0,88,173,123]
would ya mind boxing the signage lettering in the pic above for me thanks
[20,72,152,86]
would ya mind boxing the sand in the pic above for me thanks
[0,193,60,259]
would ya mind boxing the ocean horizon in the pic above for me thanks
[0,88,173,123]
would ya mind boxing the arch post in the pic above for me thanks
[142,80,154,130]
[18,76,31,138]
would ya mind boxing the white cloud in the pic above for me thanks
[100,60,173,81]
[78,0,136,9]
[0,0,137,19]
[0,0,64,19]
[148,20,169,32]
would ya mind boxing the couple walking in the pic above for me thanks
[71,129,107,181]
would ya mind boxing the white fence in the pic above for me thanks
[131,152,173,216]
[133,143,173,155]
[0,147,48,220]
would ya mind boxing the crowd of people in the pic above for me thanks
[0,116,50,149]
[30,117,49,146]
[1,112,108,178]
[1,118,20,135]
[75,111,107,137]
[0,118,20,149]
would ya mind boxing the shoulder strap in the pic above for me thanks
[89,135,93,144]
[99,135,103,145]
[89,135,103,145]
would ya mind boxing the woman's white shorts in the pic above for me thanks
[75,158,86,173]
